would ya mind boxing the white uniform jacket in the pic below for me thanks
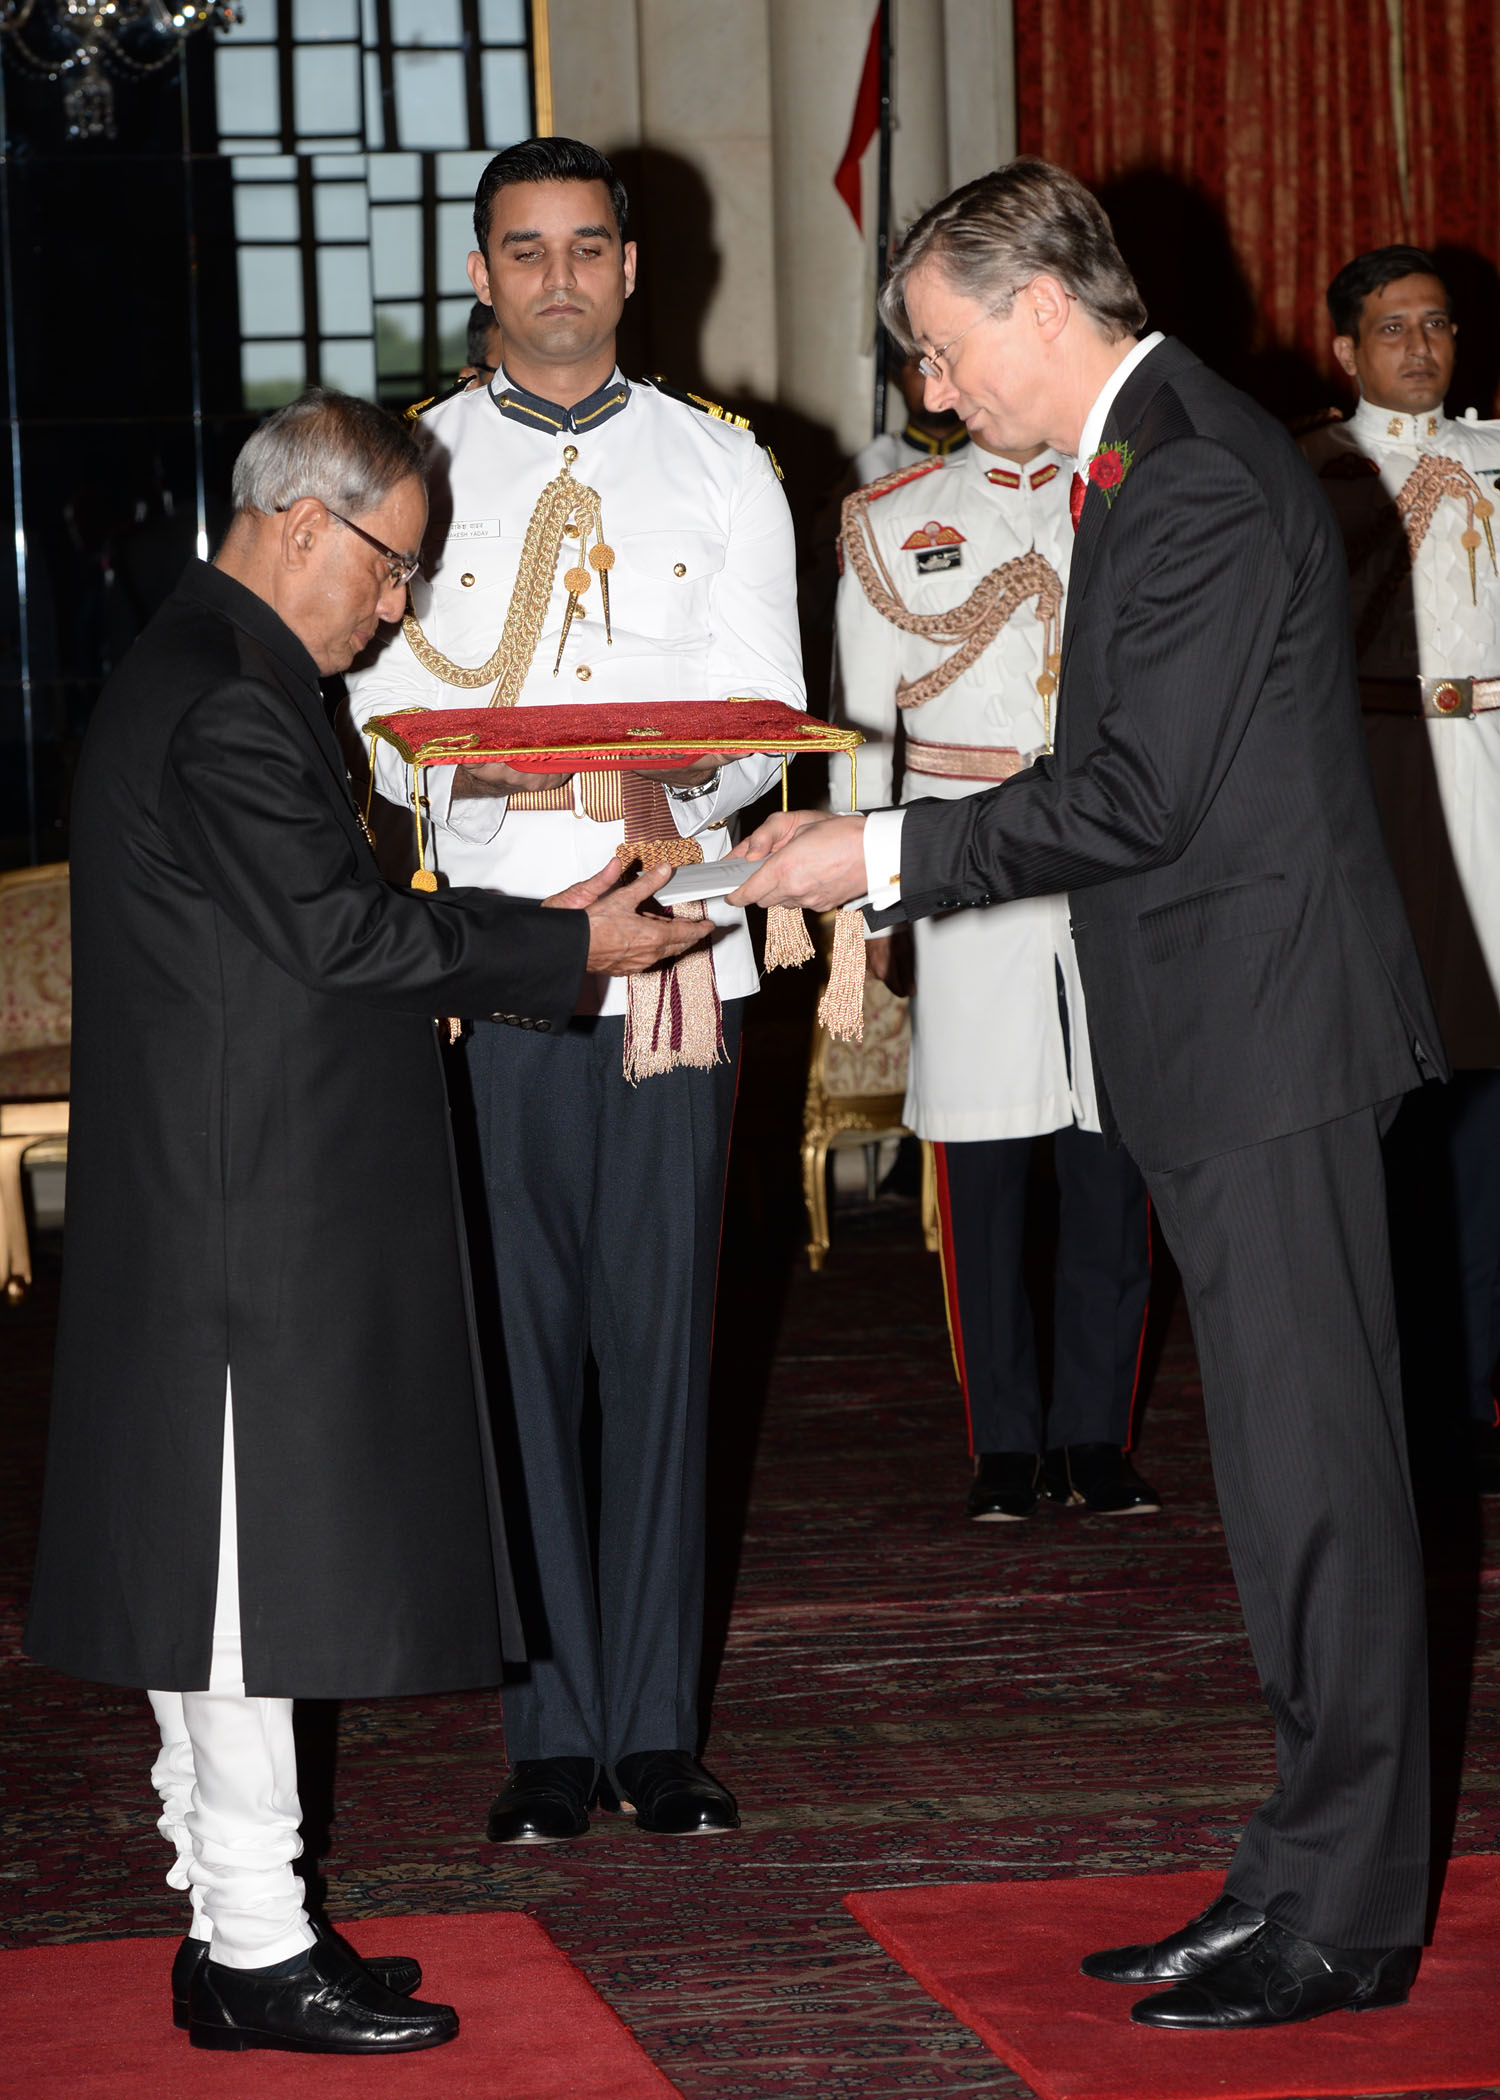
[1301,399,1500,1063]
[347,370,805,1018]
[834,443,1098,1141]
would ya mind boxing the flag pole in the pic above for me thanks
[870,0,893,440]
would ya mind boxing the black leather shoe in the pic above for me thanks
[1045,1442,1161,1514]
[187,1931,457,2053]
[965,1452,1040,1522]
[485,1756,597,1844]
[607,1750,740,1835]
[1081,1891,1266,1984]
[1131,1921,1419,2028]
[172,1919,422,2028]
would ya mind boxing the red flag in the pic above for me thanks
[833,5,882,232]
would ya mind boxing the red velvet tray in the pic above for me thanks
[363,700,860,772]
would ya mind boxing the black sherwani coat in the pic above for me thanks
[874,340,1445,1946]
[24,562,589,1699]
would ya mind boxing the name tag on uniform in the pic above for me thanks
[448,518,500,539]
[915,545,964,574]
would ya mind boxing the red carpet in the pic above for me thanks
[845,1857,1500,2099]
[0,1911,682,2098]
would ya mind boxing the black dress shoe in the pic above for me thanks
[1081,1891,1266,1983]
[1045,1442,1161,1514]
[172,1919,421,2028]
[485,1756,597,1843]
[607,1750,740,1835]
[188,1931,457,2053]
[1131,1920,1419,2028]
[965,1452,1040,1522]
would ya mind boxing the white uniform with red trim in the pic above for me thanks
[833,443,1097,1140]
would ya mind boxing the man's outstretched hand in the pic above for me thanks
[544,861,712,976]
[726,809,869,912]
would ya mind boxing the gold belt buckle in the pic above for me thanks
[1422,676,1474,719]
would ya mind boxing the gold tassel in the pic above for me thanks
[817,907,866,1042]
[763,902,815,970]
[622,901,725,1083]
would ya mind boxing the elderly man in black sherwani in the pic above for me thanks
[733,159,1443,2031]
[23,389,702,2056]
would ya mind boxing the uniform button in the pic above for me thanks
[536,1020,551,1032]
[563,521,580,537]
[460,573,475,587]
[575,664,591,681]
[673,562,687,577]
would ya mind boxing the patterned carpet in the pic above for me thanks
[4,988,1500,2099]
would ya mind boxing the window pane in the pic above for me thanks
[368,151,420,200]
[242,341,307,409]
[437,150,492,198]
[393,49,466,148]
[216,46,279,135]
[363,53,385,149]
[376,304,424,378]
[238,246,305,337]
[370,204,422,296]
[437,200,476,295]
[361,0,378,39]
[482,48,529,146]
[321,338,377,398]
[233,154,299,179]
[235,0,277,36]
[439,295,472,372]
[479,0,526,39]
[314,181,368,240]
[220,138,282,156]
[293,0,358,36]
[234,183,299,242]
[295,45,361,136]
[391,0,461,40]
[313,153,366,178]
[318,247,374,334]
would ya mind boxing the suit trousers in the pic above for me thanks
[1145,1105,1429,1947]
[463,1006,740,1767]
[938,1127,1150,1455]
[148,1378,313,1969]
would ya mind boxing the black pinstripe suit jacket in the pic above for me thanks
[880,338,1445,1173]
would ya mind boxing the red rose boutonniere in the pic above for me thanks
[1088,439,1136,507]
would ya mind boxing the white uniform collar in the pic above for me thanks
[1076,331,1166,469]
[963,444,1068,493]
[1351,395,1448,448]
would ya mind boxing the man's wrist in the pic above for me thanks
[665,767,722,802]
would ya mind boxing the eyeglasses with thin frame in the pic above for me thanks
[277,502,421,587]
[916,301,1012,381]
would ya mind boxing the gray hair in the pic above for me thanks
[881,157,1148,350]
[231,387,423,516]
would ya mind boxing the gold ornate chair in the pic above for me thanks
[800,918,939,1271]
[0,863,71,1300]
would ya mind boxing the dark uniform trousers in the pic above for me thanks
[463,1004,740,1767]
[1145,1104,1430,1948]
[939,1125,1151,1455]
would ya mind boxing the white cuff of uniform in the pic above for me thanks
[438,766,507,845]
[862,806,905,913]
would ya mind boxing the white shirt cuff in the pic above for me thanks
[862,806,905,913]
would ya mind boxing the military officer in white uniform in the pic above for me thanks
[1302,244,1500,1487]
[347,138,803,1842]
[834,434,1156,1522]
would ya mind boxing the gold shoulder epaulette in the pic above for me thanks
[403,376,476,424]
[642,374,781,478]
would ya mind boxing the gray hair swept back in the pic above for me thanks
[231,388,423,516]
[880,158,1147,350]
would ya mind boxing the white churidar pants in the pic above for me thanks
[146,1373,316,1969]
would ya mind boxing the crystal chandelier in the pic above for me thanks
[0,1,239,140]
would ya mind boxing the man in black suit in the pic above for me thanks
[25,388,702,2054]
[733,159,1442,2030]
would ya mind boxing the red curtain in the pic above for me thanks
[1014,0,1500,413]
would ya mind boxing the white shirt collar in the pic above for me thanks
[1350,395,1448,448]
[1076,331,1166,471]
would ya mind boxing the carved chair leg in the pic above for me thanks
[802,1136,830,1273]
[0,1134,35,1301]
